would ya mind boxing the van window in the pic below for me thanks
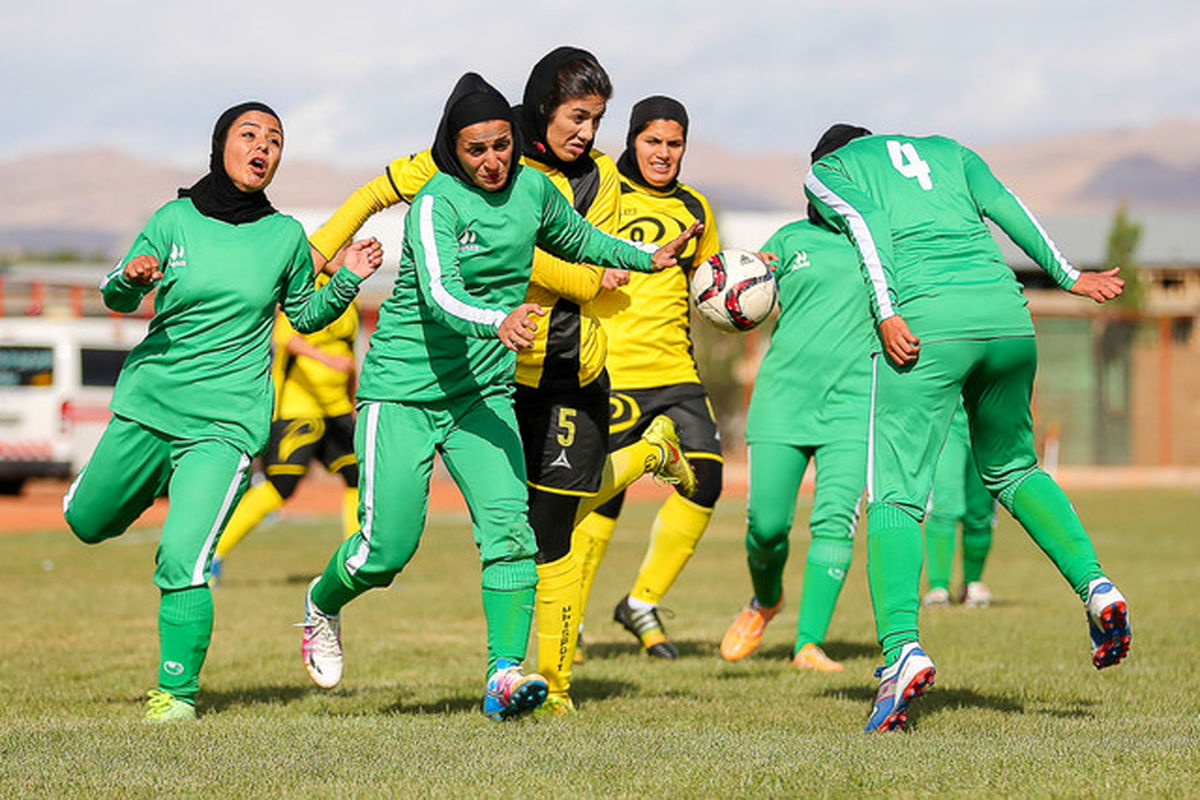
[80,347,130,387]
[0,346,54,387]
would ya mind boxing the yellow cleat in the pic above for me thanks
[143,689,197,724]
[791,642,843,673]
[642,415,696,498]
[534,694,576,718]
[720,597,781,662]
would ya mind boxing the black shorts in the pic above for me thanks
[264,413,356,480]
[515,374,610,496]
[608,382,722,459]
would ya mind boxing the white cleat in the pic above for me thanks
[960,581,992,608]
[1085,577,1131,670]
[298,577,343,689]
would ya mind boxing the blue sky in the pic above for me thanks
[5,1,1199,168]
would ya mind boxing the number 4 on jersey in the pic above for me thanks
[887,140,933,190]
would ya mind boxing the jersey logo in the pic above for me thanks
[788,251,811,272]
[550,449,572,470]
[168,243,186,269]
[457,226,481,253]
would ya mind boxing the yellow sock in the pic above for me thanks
[215,482,284,560]
[575,440,659,525]
[630,493,713,605]
[341,487,359,540]
[536,552,583,698]
[572,512,618,631]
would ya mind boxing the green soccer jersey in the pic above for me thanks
[357,166,654,404]
[745,220,875,445]
[804,134,1080,341]
[101,199,363,453]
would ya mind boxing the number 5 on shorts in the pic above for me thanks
[557,408,576,447]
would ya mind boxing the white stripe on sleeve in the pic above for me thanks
[804,171,895,319]
[418,195,507,329]
[1008,188,1080,283]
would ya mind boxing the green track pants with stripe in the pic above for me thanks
[64,414,251,702]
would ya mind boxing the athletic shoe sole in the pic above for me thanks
[1091,600,1131,669]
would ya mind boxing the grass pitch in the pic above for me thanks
[2,487,1197,798]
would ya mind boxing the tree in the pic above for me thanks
[1106,202,1144,309]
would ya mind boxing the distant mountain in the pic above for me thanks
[2,119,1198,257]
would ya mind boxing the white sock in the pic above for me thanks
[627,595,655,612]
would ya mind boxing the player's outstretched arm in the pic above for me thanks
[880,315,920,366]
[651,221,704,271]
[1069,268,1124,304]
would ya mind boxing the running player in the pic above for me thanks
[804,124,1130,732]
[210,270,360,584]
[576,96,722,659]
[306,49,694,714]
[297,72,700,721]
[63,102,382,723]
[922,402,996,608]
[719,204,874,673]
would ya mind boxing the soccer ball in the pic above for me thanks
[690,249,777,333]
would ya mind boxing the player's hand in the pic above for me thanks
[322,354,356,374]
[342,237,384,279]
[757,252,780,273]
[124,254,163,285]
[880,315,920,366]
[498,303,545,351]
[1069,268,1124,304]
[651,221,703,271]
[601,269,630,290]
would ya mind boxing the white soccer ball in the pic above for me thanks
[689,249,778,333]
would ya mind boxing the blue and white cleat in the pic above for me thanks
[1085,577,1131,670]
[865,642,935,733]
[484,659,548,721]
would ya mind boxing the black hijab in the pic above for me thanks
[616,95,690,191]
[515,46,603,179]
[807,123,872,224]
[178,101,280,225]
[430,72,521,191]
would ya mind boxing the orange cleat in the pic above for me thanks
[720,597,781,662]
[791,642,844,673]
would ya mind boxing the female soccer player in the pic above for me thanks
[719,203,874,673]
[804,124,1129,732]
[297,72,699,721]
[306,48,693,714]
[63,102,382,723]
[574,96,722,660]
[922,402,996,608]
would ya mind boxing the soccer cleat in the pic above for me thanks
[484,660,548,721]
[298,577,343,689]
[143,689,196,724]
[533,693,576,718]
[614,595,679,659]
[208,555,224,588]
[960,581,992,609]
[865,642,936,733]
[642,415,696,498]
[720,597,781,662]
[1085,577,1131,670]
[921,587,951,608]
[792,642,844,673]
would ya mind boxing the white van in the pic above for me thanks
[0,315,148,494]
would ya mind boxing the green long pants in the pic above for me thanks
[310,393,538,677]
[745,439,864,652]
[64,414,251,702]
[867,337,1103,662]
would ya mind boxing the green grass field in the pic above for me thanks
[2,487,1198,798]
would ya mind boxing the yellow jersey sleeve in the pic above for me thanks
[308,150,438,260]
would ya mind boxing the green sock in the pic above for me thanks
[481,559,537,677]
[1002,470,1101,600]
[795,537,852,649]
[158,586,213,703]
[746,535,788,609]
[923,516,956,590]
[311,537,368,615]
[960,522,993,585]
[866,503,923,665]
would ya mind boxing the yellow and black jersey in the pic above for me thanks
[593,177,720,389]
[308,148,617,392]
[272,276,359,419]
